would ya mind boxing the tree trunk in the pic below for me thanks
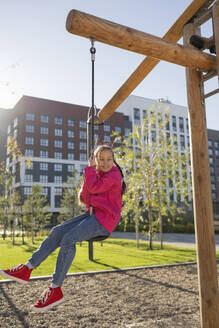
[159,213,163,249]
[135,216,139,248]
[148,206,153,250]
[21,215,25,244]
[31,215,35,244]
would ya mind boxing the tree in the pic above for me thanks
[114,106,191,249]
[23,185,51,244]
[58,170,82,222]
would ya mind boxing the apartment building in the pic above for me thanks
[117,95,191,202]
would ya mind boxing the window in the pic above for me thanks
[54,176,62,184]
[115,126,121,133]
[172,116,177,132]
[104,135,110,142]
[208,140,213,147]
[80,120,86,128]
[68,130,74,138]
[94,125,99,131]
[24,174,33,182]
[209,149,213,156]
[40,126,49,134]
[54,140,62,148]
[55,116,63,125]
[180,135,185,150]
[187,135,190,147]
[55,128,62,136]
[24,187,32,195]
[55,187,62,195]
[80,153,87,161]
[143,110,146,118]
[25,137,34,145]
[125,128,131,137]
[41,114,49,123]
[26,124,34,133]
[8,125,11,134]
[54,151,62,159]
[134,108,140,120]
[186,119,189,133]
[68,153,74,160]
[68,164,75,172]
[40,163,48,170]
[68,119,74,127]
[68,141,74,149]
[215,150,219,156]
[80,131,87,139]
[54,164,62,171]
[26,113,35,121]
[179,117,184,133]
[40,175,48,183]
[80,142,86,150]
[25,149,34,157]
[42,187,48,195]
[165,114,170,131]
[40,138,48,147]
[104,125,110,132]
[214,141,219,148]
[40,150,48,158]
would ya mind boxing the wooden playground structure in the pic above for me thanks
[66,1,219,327]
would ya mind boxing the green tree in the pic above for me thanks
[115,106,191,249]
[23,185,51,244]
[58,170,82,222]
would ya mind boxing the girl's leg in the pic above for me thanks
[27,213,88,268]
[52,214,109,286]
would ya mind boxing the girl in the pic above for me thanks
[0,145,126,312]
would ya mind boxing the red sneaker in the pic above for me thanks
[32,287,64,312]
[0,264,32,284]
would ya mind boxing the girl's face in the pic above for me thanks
[95,150,114,173]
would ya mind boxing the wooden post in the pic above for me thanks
[183,23,219,328]
[213,1,219,76]
[97,0,209,120]
[66,10,216,72]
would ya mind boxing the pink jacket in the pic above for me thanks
[81,165,122,234]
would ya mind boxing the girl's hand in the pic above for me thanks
[88,156,96,167]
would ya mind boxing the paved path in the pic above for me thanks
[111,232,219,251]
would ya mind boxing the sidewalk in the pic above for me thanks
[111,232,219,251]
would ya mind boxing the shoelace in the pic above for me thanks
[40,288,53,305]
[10,264,24,272]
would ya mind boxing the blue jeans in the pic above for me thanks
[28,213,110,286]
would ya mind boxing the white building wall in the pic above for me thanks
[117,95,192,202]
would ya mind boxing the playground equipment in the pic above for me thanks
[66,1,219,327]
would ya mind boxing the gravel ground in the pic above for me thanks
[0,263,218,328]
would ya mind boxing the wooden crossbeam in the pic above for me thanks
[66,2,217,120]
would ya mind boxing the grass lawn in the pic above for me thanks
[1,236,218,280]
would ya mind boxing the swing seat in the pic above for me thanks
[87,235,109,242]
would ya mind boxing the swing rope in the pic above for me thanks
[87,39,109,243]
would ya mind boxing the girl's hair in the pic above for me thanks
[94,144,127,195]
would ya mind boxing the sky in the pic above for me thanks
[0,0,218,129]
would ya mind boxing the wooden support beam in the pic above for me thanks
[66,10,216,71]
[213,0,219,78]
[183,23,219,328]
